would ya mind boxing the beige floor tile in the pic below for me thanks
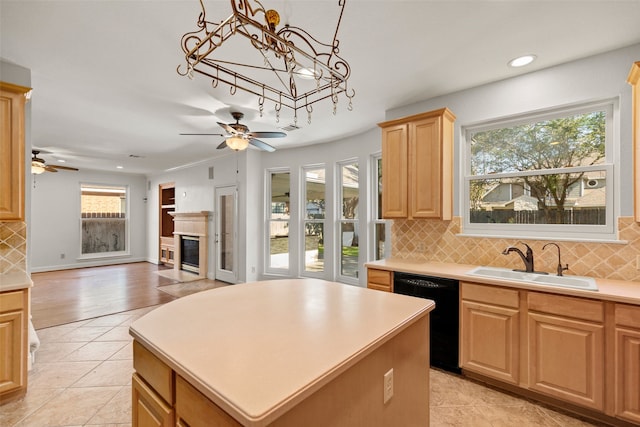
[63,341,129,362]
[0,387,64,426]
[54,326,113,342]
[33,341,84,363]
[476,402,568,427]
[28,360,100,389]
[72,360,134,388]
[94,326,133,342]
[108,342,133,360]
[430,405,493,427]
[13,386,120,427]
[86,386,132,425]
[83,314,134,328]
[539,406,609,426]
[34,325,80,343]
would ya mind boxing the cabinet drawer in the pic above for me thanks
[528,292,603,323]
[461,282,519,308]
[176,375,241,427]
[133,341,174,405]
[615,303,640,328]
[368,269,391,286]
[0,290,26,313]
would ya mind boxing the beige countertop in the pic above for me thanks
[366,258,640,305]
[129,278,435,427]
[0,271,33,292]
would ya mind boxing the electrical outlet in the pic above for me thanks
[60,253,65,259]
[417,242,425,252]
[383,368,393,404]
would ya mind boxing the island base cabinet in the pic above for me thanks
[176,375,241,427]
[132,374,174,427]
[527,293,604,411]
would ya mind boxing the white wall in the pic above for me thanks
[30,169,147,271]
[386,43,640,218]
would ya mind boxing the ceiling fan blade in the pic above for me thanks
[249,138,276,152]
[217,140,228,150]
[44,165,59,172]
[217,122,237,135]
[179,133,225,136]
[247,131,287,138]
[51,165,79,171]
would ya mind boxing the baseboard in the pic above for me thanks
[30,257,148,273]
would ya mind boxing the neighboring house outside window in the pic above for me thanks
[80,184,128,255]
[463,100,615,240]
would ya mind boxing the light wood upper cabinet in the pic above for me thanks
[379,108,455,220]
[628,62,640,222]
[0,82,30,222]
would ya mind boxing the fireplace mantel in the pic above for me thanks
[170,211,210,278]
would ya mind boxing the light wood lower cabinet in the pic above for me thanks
[460,282,520,385]
[615,303,640,423]
[132,374,174,427]
[0,288,28,403]
[176,375,241,427]
[367,268,392,292]
[527,292,605,410]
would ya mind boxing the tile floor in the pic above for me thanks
[2,306,608,427]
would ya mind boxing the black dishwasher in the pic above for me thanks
[393,272,460,374]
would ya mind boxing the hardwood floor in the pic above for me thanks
[31,262,181,329]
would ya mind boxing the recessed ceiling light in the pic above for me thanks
[116,165,123,169]
[58,159,66,163]
[508,54,537,68]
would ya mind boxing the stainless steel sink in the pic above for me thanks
[466,266,598,291]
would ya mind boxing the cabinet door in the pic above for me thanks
[410,116,441,218]
[0,309,24,395]
[176,375,241,427]
[461,300,519,384]
[528,312,604,410]
[0,84,28,221]
[132,374,174,427]
[616,326,640,423]
[381,124,408,218]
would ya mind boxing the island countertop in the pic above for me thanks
[129,278,435,426]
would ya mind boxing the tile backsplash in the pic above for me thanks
[0,221,27,274]
[391,216,640,282]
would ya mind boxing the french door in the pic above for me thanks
[215,185,237,283]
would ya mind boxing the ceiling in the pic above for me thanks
[2,0,640,175]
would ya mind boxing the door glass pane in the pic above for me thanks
[220,194,234,271]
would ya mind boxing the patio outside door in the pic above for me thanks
[215,185,237,283]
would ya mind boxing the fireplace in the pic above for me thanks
[180,236,200,273]
[170,211,210,278]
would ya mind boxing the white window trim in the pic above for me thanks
[371,152,391,260]
[460,99,620,242]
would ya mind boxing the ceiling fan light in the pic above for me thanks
[31,161,46,174]
[226,136,249,151]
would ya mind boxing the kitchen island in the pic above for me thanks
[129,278,435,427]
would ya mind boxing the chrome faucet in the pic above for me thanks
[543,242,569,276]
[502,242,537,273]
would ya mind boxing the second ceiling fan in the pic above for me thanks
[181,112,286,152]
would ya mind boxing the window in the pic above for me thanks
[303,166,325,274]
[80,184,128,255]
[372,154,389,260]
[463,101,615,239]
[267,170,290,270]
[338,161,359,279]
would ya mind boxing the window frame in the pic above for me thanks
[336,159,360,284]
[461,99,618,241]
[301,164,326,278]
[371,153,390,260]
[265,168,291,275]
[78,182,130,259]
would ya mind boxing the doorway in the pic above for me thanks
[215,185,238,283]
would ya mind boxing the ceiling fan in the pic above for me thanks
[181,112,286,152]
[31,150,79,174]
